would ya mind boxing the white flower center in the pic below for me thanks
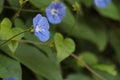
[35,25,45,32]
[51,8,58,15]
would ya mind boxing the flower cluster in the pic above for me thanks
[94,0,111,8]
[33,1,66,42]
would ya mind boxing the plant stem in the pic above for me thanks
[71,54,106,80]
[19,40,47,46]
[12,0,28,19]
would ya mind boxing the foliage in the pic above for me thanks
[0,0,120,80]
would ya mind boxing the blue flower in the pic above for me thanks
[33,14,50,42]
[46,2,66,24]
[94,0,111,8]
[3,77,18,80]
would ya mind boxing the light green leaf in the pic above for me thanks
[0,18,13,40]
[11,27,24,40]
[0,18,24,53]
[0,54,22,80]
[19,0,24,5]
[96,2,120,20]
[29,0,52,8]
[94,64,117,76]
[1,18,12,31]
[78,52,98,66]
[54,33,75,62]
[93,69,117,80]
[8,41,18,53]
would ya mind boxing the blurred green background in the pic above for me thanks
[0,0,120,80]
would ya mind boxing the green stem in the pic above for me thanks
[0,28,31,47]
[71,54,106,80]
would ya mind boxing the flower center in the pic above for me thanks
[35,25,45,32]
[51,8,58,15]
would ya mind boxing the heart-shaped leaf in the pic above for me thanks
[54,33,75,62]
[0,18,24,53]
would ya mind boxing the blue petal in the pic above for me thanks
[94,0,111,8]
[38,17,49,30]
[54,2,65,10]
[35,30,50,42]
[46,2,66,24]
[57,8,66,20]
[3,77,18,80]
[46,11,61,24]
[33,14,42,29]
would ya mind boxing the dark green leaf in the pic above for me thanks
[15,44,62,80]
[0,0,4,13]
[60,9,107,51]
[96,3,120,20]
[0,54,22,80]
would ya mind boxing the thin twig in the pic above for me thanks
[71,54,106,80]
[12,0,28,19]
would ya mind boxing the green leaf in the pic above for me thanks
[0,0,4,13]
[78,52,98,66]
[1,18,12,31]
[54,33,75,62]
[0,54,22,80]
[14,18,26,29]
[15,44,62,80]
[67,73,92,80]
[0,18,13,40]
[109,31,120,63]
[7,0,20,9]
[19,0,24,6]
[8,41,18,53]
[94,64,117,76]
[11,27,24,40]
[96,2,120,20]
[93,69,118,80]
[29,0,52,8]
[60,9,107,51]
[0,18,24,53]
